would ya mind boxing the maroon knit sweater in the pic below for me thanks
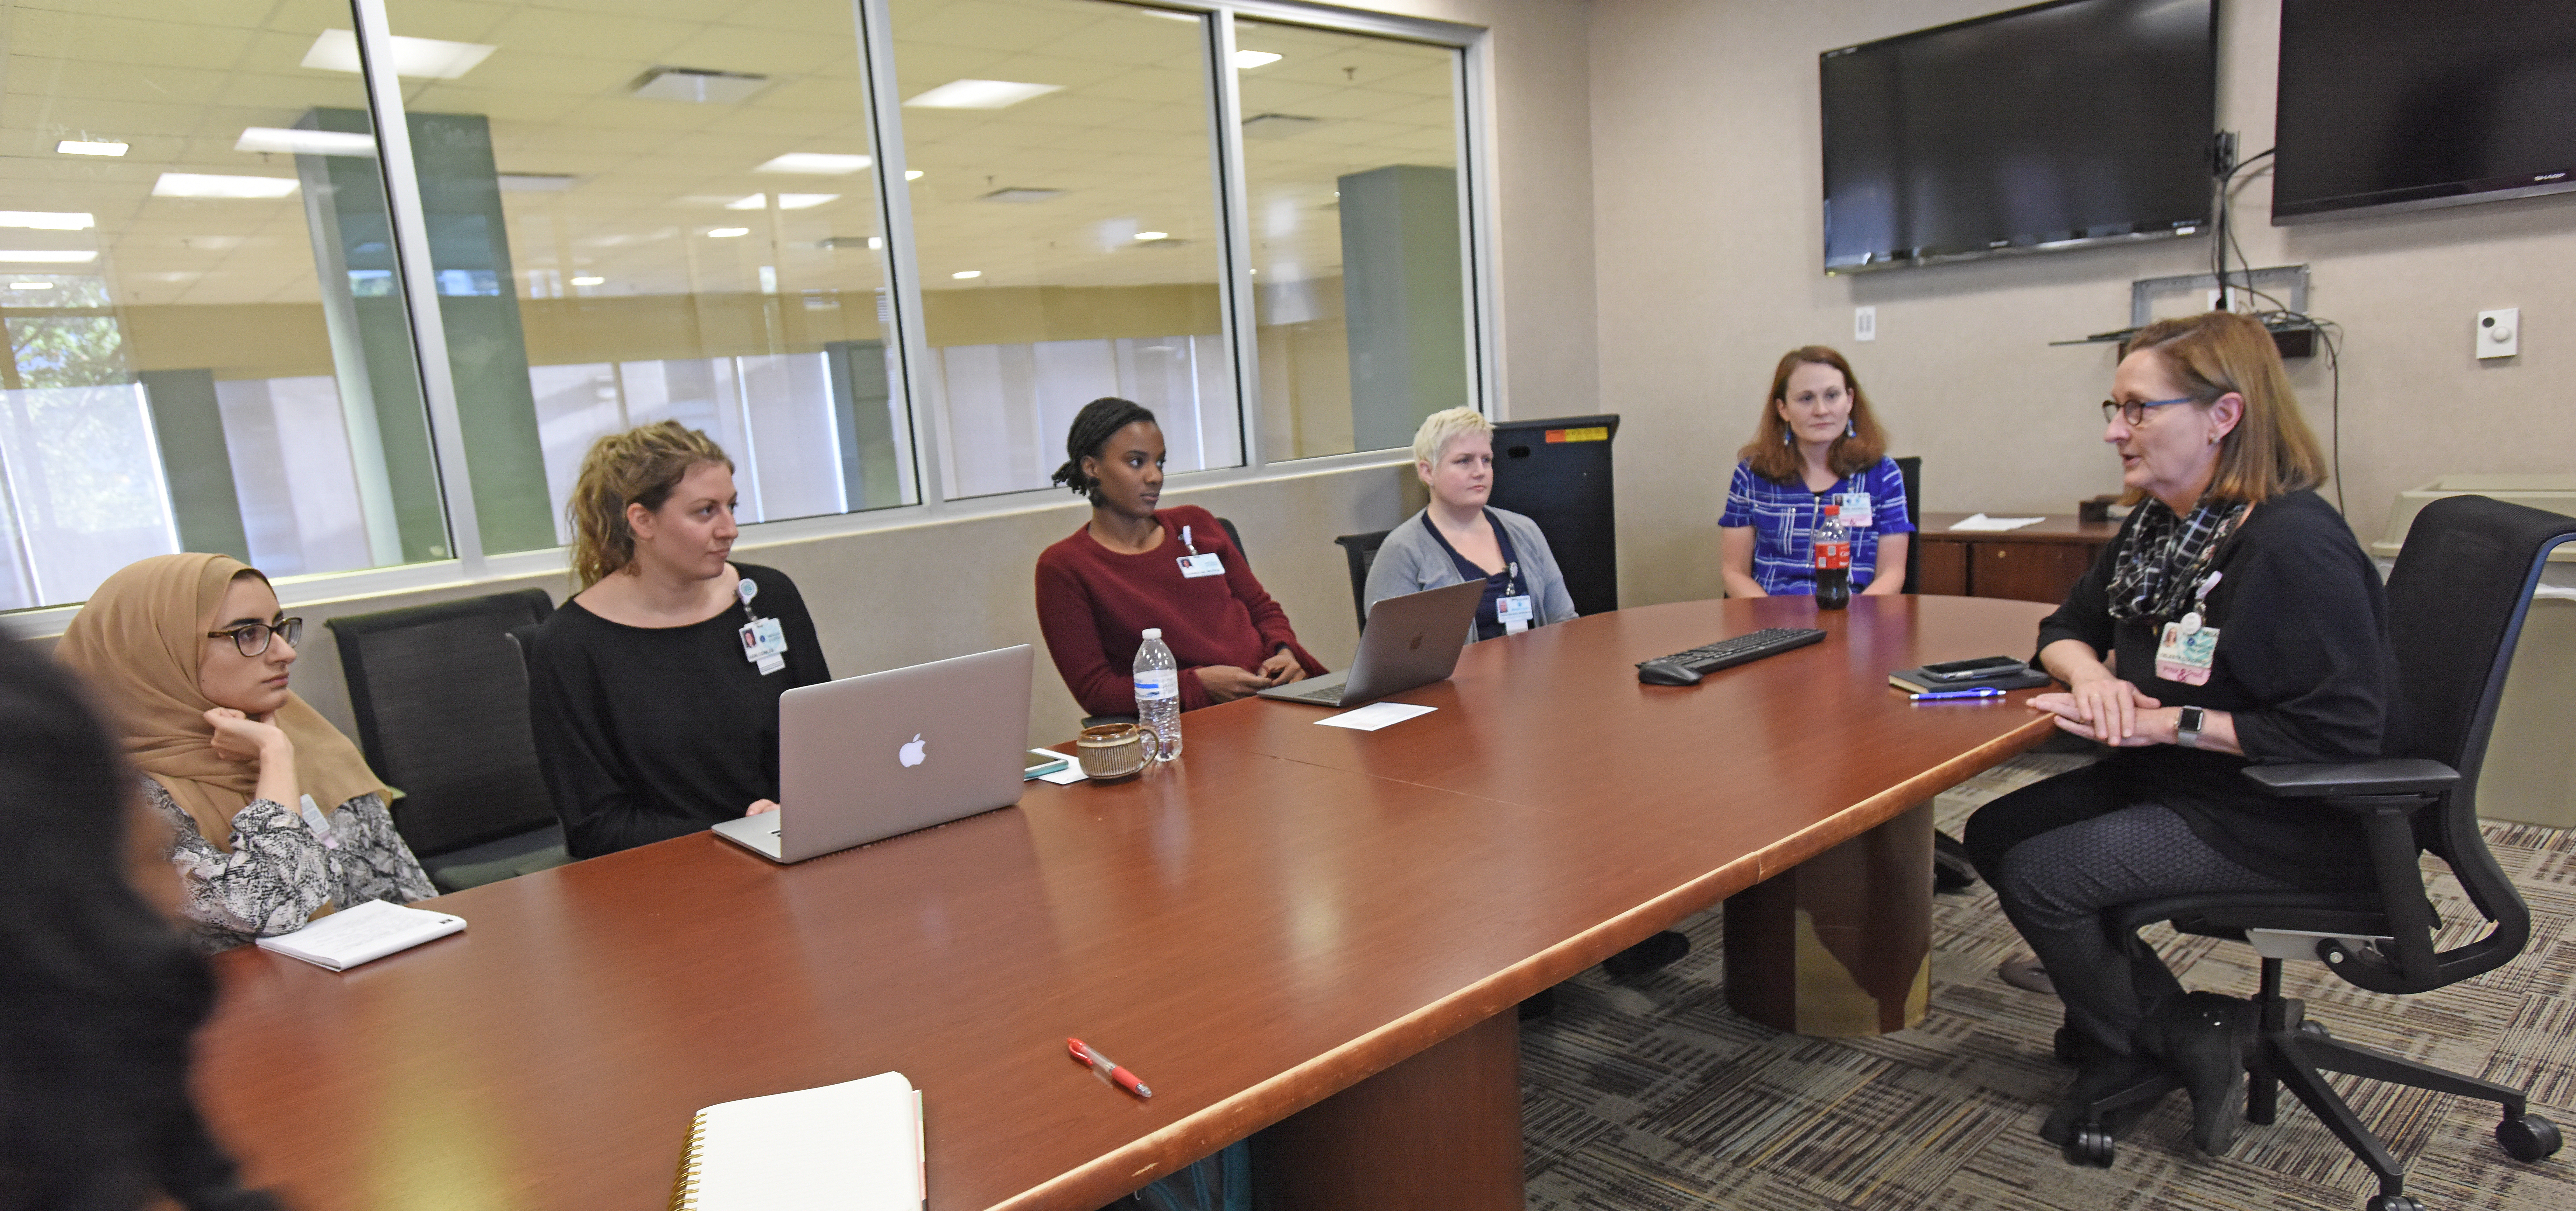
[1034,505,1325,715]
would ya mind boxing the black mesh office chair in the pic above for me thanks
[2060,496,2574,1210]
[1332,530,1393,633]
[1893,455,1922,595]
[327,589,570,892]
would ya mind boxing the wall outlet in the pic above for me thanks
[1854,305,1877,342]
[2478,308,2519,359]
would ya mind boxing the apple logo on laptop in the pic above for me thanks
[1408,633,1424,650]
[898,734,927,767]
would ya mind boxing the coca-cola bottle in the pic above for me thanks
[1813,505,1851,610]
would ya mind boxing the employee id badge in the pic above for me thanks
[1497,593,1534,635]
[1835,491,1874,529]
[1176,552,1226,578]
[739,616,788,675]
[2154,621,2219,685]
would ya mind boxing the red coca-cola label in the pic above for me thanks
[1813,539,1850,570]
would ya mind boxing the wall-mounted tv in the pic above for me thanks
[2274,0,2576,223]
[1819,0,2217,273]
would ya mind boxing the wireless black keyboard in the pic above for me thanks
[1637,627,1826,677]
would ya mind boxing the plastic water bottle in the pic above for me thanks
[1813,505,1852,610]
[1134,628,1182,760]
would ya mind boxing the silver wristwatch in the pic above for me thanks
[2175,705,2207,748]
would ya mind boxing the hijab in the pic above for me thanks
[54,554,388,853]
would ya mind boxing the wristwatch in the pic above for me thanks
[2175,705,2207,748]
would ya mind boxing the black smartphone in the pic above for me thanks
[1921,655,2025,681]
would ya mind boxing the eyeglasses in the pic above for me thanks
[2100,395,2200,427]
[206,617,301,658]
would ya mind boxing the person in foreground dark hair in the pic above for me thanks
[1034,396,1322,717]
[0,638,279,1211]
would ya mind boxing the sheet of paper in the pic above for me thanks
[1946,513,2046,532]
[1316,702,1437,731]
[254,899,464,971]
[1037,765,1089,784]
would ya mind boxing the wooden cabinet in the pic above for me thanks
[1914,513,2121,605]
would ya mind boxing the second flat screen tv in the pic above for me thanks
[1820,0,2217,273]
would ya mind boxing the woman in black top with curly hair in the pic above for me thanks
[0,638,277,1211]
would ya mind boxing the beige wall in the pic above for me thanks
[1590,0,2576,610]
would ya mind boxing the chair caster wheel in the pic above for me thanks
[2062,1125,2114,1168]
[2497,1113,2563,1162]
[2299,1020,2332,1039]
[2362,1196,2422,1211]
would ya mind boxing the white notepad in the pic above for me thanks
[1946,513,2047,532]
[670,1072,925,1211]
[254,899,465,971]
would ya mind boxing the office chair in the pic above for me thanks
[2059,495,2574,1210]
[328,589,572,892]
[1332,530,1392,633]
[1215,516,1246,571]
[1892,455,1977,890]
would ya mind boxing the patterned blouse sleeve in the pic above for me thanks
[143,776,335,951]
[327,792,439,906]
[1717,462,1759,528]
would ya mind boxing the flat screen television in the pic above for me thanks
[1819,0,2217,273]
[2274,0,2576,223]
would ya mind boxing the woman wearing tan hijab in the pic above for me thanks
[56,554,433,952]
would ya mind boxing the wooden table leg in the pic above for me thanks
[1254,1011,1522,1210]
[1723,800,1934,1036]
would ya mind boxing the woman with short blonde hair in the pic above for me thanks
[1365,406,1577,641]
[527,421,831,858]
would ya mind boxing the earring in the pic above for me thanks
[1845,418,1856,438]
[1783,428,1792,446]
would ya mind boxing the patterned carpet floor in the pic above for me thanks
[1519,751,2576,1211]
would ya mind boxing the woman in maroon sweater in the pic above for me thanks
[1035,398,1324,717]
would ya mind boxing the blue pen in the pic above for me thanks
[1911,687,2008,701]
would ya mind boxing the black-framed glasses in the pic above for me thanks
[2100,394,2199,426]
[206,617,301,657]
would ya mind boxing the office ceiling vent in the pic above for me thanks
[497,173,579,192]
[630,67,771,104]
[980,187,1064,203]
[1241,113,1322,139]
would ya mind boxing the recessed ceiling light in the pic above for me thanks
[0,251,97,263]
[236,127,377,157]
[725,194,768,210]
[777,194,837,209]
[1135,231,1169,240]
[1233,51,1282,68]
[903,79,1062,110]
[952,270,981,279]
[905,170,924,181]
[153,173,300,199]
[569,275,604,286]
[629,66,770,104]
[0,212,94,231]
[707,227,750,238]
[1139,9,1200,21]
[498,173,580,192]
[868,236,883,249]
[755,153,872,175]
[57,140,127,157]
[302,29,495,79]
[9,281,54,289]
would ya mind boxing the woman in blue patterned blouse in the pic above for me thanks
[1718,346,1913,598]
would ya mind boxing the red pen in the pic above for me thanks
[1067,1037,1154,1099]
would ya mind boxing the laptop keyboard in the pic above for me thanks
[1639,627,1826,675]
[1277,680,1345,705]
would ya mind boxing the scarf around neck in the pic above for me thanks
[2106,497,2252,625]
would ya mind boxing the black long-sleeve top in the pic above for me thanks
[527,563,830,858]
[2034,490,2394,888]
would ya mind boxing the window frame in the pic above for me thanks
[0,0,1495,635]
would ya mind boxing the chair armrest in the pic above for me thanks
[2241,760,2458,800]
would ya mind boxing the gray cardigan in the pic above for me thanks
[1363,507,1579,634]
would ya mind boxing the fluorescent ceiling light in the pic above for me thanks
[1233,51,1282,68]
[0,251,98,263]
[0,212,95,231]
[1139,9,1200,21]
[302,29,494,79]
[153,173,300,199]
[905,170,924,181]
[725,194,767,210]
[951,270,981,279]
[707,227,750,238]
[755,153,872,175]
[629,66,769,104]
[570,275,604,286]
[498,174,580,192]
[236,127,377,157]
[1135,231,1169,240]
[777,194,837,210]
[57,140,127,157]
[903,79,1061,110]
[9,281,55,289]
[869,236,883,249]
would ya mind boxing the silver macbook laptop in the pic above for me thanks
[1257,580,1486,707]
[713,645,1034,864]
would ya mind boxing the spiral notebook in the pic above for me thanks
[667,1071,924,1211]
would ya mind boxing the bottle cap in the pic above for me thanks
[1142,628,1162,639]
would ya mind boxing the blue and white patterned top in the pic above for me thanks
[1718,457,1915,596]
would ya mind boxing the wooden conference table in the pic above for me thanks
[195,594,2059,1210]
